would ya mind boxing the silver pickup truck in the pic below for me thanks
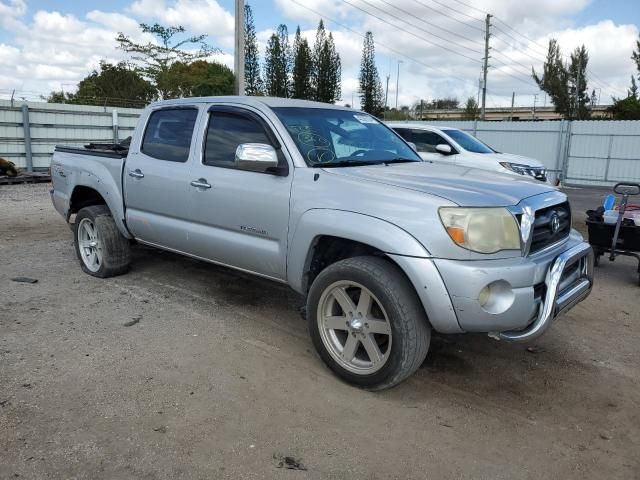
[51,96,594,390]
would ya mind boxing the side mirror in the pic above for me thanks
[235,143,279,174]
[435,144,452,155]
[407,142,418,151]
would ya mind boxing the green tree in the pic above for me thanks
[264,25,290,97]
[45,61,154,107]
[244,4,263,95]
[160,60,234,98]
[116,23,217,98]
[358,32,384,116]
[292,26,313,99]
[312,20,342,103]
[609,76,640,120]
[568,45,590,119]
[463,97,479,120]
[632,34,640,77]
[428,97,460,109]
[533,40,591,119]
[533,39,570,117]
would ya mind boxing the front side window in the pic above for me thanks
[204,112,275,168]
[141,108,198,162]
[273,108,421,167]
[411,130,449,153]
[444,129,495,154]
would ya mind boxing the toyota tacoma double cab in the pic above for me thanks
[50,96,594,390]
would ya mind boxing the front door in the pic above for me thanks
[410,129,456,164]
[185,105,292,281]
[124,106,200,251]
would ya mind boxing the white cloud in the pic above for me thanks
[0,0,637,108]
[129,0,234,48]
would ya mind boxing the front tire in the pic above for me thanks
[74,205,131,278]
[307,256,431,390]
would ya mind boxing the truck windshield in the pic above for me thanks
[444,129,495,154]
[273,107,421,167]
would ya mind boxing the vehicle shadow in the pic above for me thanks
[127,244,635,429]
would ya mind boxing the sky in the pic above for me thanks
[0,0,639,109]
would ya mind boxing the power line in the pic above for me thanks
[405,0,484,32]
[375,0,482,45]
[337,0,483,64]
[288,0,476,86]
[446,0,627,97]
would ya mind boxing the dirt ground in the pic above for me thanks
[1,183,638,480]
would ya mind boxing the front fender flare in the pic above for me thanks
[287,208,430,294]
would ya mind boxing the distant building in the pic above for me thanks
[407,105,612,121]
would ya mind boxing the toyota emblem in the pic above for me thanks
[550,212,560,234]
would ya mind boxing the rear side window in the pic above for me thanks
[204,112,275,168]
[142,108,198,162]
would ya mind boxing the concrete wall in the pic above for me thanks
[0,100,142,171]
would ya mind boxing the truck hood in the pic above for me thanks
[322,161,557,207]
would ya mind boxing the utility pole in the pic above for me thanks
[395,60,403,110]
[385,74,390,110]
[480,13,492,120]
[510,91,515,121]
[532,94,538,119]
[234,0,245,96]
[575,54,582,120]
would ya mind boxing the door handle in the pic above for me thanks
[190,178,212,189]
[128,169,144,179]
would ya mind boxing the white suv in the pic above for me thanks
[389,123,548,182]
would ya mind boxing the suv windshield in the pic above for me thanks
[273,107,421,167]
[444,129,495,154]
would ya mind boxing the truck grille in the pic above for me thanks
[529,202,571,254]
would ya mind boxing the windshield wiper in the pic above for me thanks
[382,158,419,165]
[317,160,381,168]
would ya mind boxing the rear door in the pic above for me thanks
[184,105,293,280]
[124,106,200,250]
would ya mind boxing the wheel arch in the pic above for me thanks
[287,209,431,295]
[68,182,131,239]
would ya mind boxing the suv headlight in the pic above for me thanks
[499,162,532,176]
[439,207,521,254]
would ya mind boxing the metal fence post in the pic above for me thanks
[604,134,614,182]
[560,121,573,183]
[473,119,478,137]
[21,103,33,172]
[553,120,565,183]
[112,110,119,144]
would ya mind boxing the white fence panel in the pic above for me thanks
[2,101,640,187]
[0,100,142,170]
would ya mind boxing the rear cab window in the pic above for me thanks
[141,108,199,162]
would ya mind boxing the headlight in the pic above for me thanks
[439,207,521,254]
[500,162,534,175]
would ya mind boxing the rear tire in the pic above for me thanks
[74,205,131,278]
[307,256,430,390]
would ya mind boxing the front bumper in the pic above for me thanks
[391,233,594,342]
[496,241,593,342]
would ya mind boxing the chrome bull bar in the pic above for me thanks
[497,242,594,342]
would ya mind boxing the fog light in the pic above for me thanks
[478,286,490,307]
[478,280,515,314]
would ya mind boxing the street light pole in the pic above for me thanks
[234,0,245,96]
[395,60,403,110]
